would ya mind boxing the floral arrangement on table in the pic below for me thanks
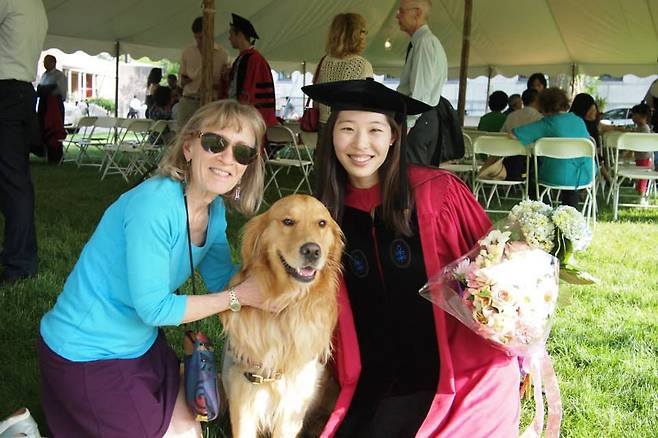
[419,200,597,438]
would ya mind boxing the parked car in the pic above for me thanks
[600,107,633,127]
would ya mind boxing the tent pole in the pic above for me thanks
[200,0,215,105]
[114,41,119,118]
[457,0,473,127]
[485,65,493,114]
[570,63,576,97]
[302,61,307,87]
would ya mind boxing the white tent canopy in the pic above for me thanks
[43,0,658,78]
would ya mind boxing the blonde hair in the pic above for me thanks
[326,13,367,58]
[157,99,266,216]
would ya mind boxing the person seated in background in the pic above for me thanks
[511,87,594,208]
[145,68,162,119]
[127,95,141,118]
[527,72,547,93]
[501,88,542,134]
[569,93,619,184]
[166,74,182,105]
[495,88,543,180]
[627,103,652,204]
[504,93,522,115]
[477,90,508,132]
[147,86,173,121]
[147,86,173,145]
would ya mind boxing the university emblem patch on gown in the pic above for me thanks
[347,249,369,279]
[390,238,411,268]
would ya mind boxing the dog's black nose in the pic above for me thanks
[300,242,321,262]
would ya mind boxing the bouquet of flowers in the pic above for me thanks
[419,200,596,438]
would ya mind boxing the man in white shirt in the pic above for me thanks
[40,55,67,99]
[396,0,449,165]
[177,16,229,129]
[127,95,141,118]
[0,0,47,283]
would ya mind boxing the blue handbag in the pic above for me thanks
[183,330,221,422]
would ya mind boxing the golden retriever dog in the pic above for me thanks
[220,194,344,438]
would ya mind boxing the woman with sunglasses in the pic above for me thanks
[38,100,274,437]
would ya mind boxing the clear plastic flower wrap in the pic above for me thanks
[418,199,599,438]
[419,231,560,358]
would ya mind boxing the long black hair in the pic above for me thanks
[314,111,413,236]
[570,93,599,142]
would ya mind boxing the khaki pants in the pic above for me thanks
[175,96,200,131]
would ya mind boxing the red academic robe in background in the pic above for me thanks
[38,93,66,163]
[229,47,278,127]
[321,166,521,437]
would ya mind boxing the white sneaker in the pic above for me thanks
[640,196,650,207]
[0,408,41,438]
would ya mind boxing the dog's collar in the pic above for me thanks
[243,371,283,384]
[227,342,284,385]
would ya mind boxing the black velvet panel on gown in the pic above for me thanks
[336,206,439,438]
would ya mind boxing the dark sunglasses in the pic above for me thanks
[198,132,258,165]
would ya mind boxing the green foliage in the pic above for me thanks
[595,95,608,112]
[133,56,180,82]
[87,97,115,114]
[582,75,608,111]
[1,161,657,437]
[160,59,180,79]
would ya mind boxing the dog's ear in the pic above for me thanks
[326,217,345,268]
[240,212,266,270]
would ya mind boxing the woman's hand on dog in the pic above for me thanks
[234,277,284,313]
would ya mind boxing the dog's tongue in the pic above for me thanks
[298,267,316,277]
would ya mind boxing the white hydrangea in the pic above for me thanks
[551,205,592,251]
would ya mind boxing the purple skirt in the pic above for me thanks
[38,331,179,438]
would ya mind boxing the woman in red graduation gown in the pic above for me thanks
[302,79,520,438]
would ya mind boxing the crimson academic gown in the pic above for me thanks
[229,47,278,127]
[321,166,520,437]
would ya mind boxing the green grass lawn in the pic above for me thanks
[0,160,656,437]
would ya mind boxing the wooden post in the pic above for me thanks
[200,0,215,105]
[570,63,577,97]
[457,0,473,127]
[114,41,120,118]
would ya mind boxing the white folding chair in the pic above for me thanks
[463,129,506,145]
[264,125,313,199]
[85,117,120,169]
[60,116,97,165]
[612,132,658,220]
[602,130,631,203]
[100,119,153,182]
[533,137,597,226]
[439,133,477,189]
[136,120,170,173]
[472,136,529,213]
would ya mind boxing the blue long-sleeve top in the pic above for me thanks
[512,112,594,188]
[40,176,238,362]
